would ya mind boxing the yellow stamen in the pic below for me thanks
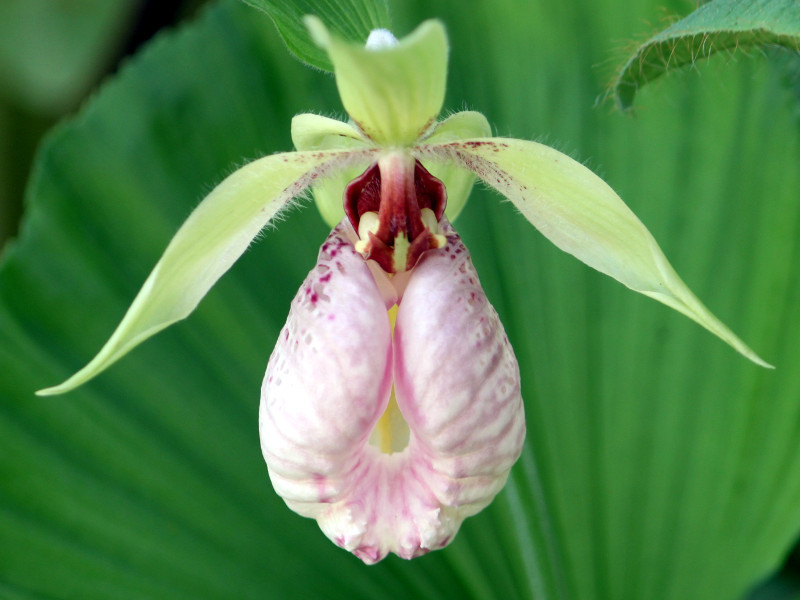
[354,211,380,255]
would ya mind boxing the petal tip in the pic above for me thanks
[35,370,91,397]
[746,351,774,370]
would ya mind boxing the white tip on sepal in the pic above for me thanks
[366,28,399,50]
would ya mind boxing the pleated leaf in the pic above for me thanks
[1,0,800,599]
[240,0,390,71]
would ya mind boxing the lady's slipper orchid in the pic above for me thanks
[39,16,770,563]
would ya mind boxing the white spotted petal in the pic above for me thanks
[260,222,392,508]
[260,219,524,564]
[394,220,526,506]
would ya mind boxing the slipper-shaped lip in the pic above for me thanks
[259,218,525,563]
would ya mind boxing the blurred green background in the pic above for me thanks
[1,1,799,599]
[0,0,207,250]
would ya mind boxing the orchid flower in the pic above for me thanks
[39,17,770,564]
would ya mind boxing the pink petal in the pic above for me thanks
[260,219,525,564]
[394,219,526,513]
[260,223,393,507]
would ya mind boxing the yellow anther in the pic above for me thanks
[420,207,438,233]
[354,211,380,254]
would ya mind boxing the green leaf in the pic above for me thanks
[613,0,800,111]
[2,0,800,598]
[239,0,390,71]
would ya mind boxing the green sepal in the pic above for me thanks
[419,111,491,221]
[291,113,373,227]
[420,137,772,368]
[291,113,369,150]
[37,148,370,395]
[305,16,447,146]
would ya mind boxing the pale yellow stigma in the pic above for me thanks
[392,233,410,274]
[369,305,410,454]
